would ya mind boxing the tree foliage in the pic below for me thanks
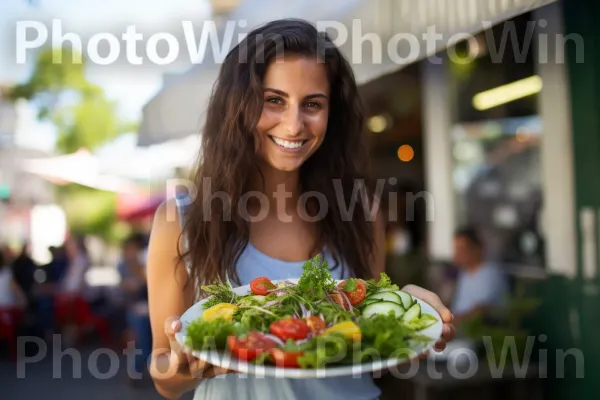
[10,47,136,242]
[9,47,133,153]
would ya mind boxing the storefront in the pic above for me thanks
[420,3,574,276]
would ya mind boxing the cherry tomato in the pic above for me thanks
[269,317,310,342]
[337,279,367,305]
[305,316,326,334]
[250,276,276,295]
[269,348,303,368]
[227,332,278,361]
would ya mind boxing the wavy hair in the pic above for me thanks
[180,19,376,291]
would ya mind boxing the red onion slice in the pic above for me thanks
[339,290,353,311]
[262,333,285,347]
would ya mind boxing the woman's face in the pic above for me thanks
[256,54,330,172]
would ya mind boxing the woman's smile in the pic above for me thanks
[269,136,309,152]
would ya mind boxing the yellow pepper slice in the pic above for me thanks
[323,321,362,342]
[202,303,238,322]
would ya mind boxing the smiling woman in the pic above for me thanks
[145,18,455,400]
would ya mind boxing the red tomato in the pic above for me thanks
[227,332,278,361]
[269,348,303,368]
[250,276,276,295]
[305,316,326,334]
[269,318,310,342]
[337,279,367,305]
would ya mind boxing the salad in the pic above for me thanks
[184,255,438,369]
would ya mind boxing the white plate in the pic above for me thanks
[175,280,443,379]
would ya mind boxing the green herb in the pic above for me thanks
[364,272,399,297]
[318,301,354,325]
[185,318,246,351]
[201,281,239,310]
[342,278,357,292]
[295,255,337,301]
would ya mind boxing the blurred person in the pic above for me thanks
[146,19,455,400]
[11,243,37,307]
[35,246,68,341]
[0,249,28,308]
[0,248,28,360]
[117,234,151,384]
[451,227,509,323]
[55,236,91,346]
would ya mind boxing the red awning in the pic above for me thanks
[116,193,165,221]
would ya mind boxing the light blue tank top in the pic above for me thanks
[175,194,381,400]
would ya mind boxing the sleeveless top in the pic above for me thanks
[175,193,382,400]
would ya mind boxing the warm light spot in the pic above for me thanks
[367,115,387,133]
[397,145,414,162]
[515,126,530,143]
[472,75,542,111]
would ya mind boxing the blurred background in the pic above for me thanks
[1,0,599,399]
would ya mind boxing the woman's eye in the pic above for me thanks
[304,101,322,109]
[266,97,284,105]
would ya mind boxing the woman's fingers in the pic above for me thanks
[433,323,456,352]
[164,316,188,365]
[442,323,456,342]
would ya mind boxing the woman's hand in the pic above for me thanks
[401,285,455,352]
[165,316,233,379]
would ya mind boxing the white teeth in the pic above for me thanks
[272,137,304,149]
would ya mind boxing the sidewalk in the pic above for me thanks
[2,347,194,400]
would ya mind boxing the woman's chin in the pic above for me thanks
[261,159,303,172]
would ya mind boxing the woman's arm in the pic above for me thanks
[146,199,201,398]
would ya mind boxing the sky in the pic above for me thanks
[0,0,211,152]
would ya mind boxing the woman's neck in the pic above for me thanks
[252,161,301,210]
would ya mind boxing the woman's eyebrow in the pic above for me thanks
[264,88,328,100]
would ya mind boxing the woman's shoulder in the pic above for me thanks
[149,198,185,254]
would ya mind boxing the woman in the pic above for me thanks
[147,19,455,400]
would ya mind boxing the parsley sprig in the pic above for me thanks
[295,255,337,301]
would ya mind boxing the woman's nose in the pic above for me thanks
[281,106,304,136]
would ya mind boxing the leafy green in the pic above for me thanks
[201,281,239,310]
[297,334,357,368]
[236,307,278,331]
[317,301,354,325]
[364,272,399,297]
[342,278,357,292]
[295,255,337,301]
[402,314,438,331]
[358,314,414,359]
[185,318,246,351]
[238,295,269,307]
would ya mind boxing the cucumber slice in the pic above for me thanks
[401,303,421,323]
[362,301,405,318]
[366,291,403,305]
[396,291,414,309]
[359,298,383,307]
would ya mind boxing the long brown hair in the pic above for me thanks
[180,19,376,291]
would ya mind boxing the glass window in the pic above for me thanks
[448,13,545,268]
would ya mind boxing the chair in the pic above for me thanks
[54,294,112,347]
[0,307,24,361]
